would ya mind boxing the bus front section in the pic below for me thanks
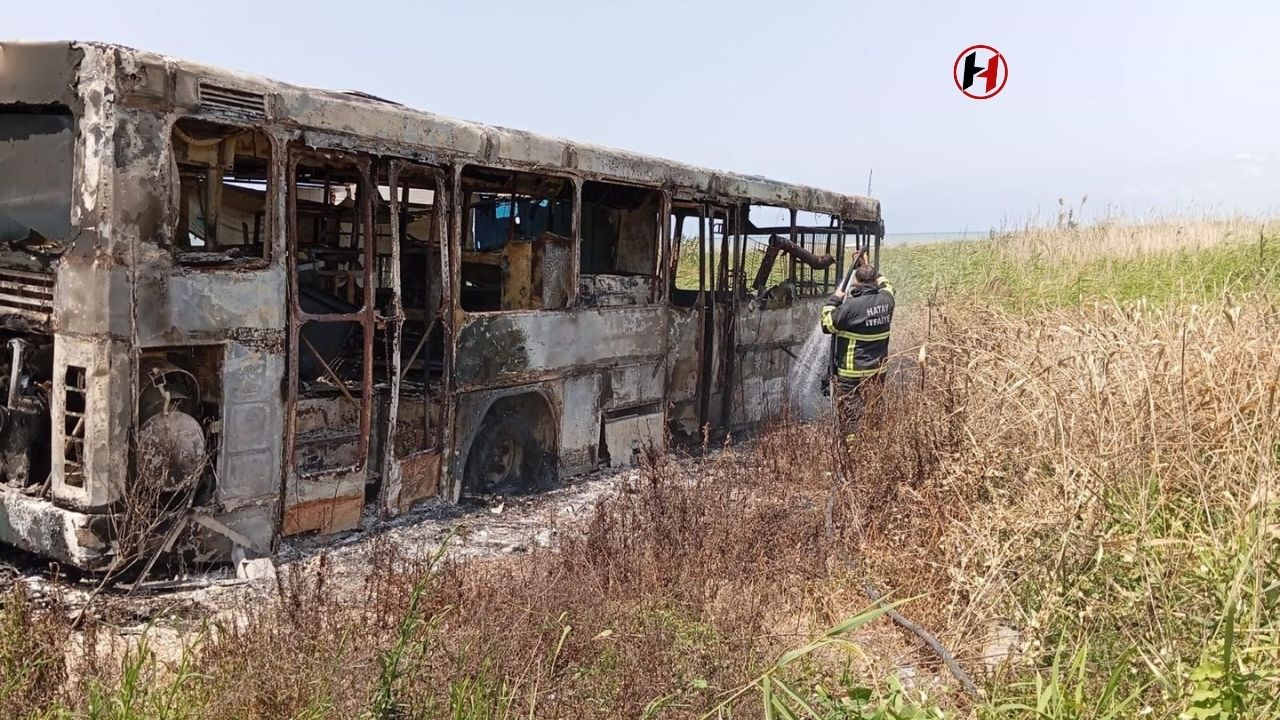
[0,42,278,572]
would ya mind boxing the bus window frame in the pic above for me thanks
[578,178,666,306]
[168,116,277,271]
[454,163,580,316]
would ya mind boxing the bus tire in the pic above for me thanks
[464,409,540,495]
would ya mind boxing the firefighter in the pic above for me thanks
[820,265,895,438]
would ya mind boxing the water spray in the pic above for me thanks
[785,250,871,418]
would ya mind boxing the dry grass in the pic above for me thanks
[1,217,1277,718]
[1000,214,1272,263]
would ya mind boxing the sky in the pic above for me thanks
[7,0,1280,233]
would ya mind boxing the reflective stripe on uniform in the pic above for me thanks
[821,304,837,333]
[834,330,890,342]
[832,328,889,378]
[838,365,885,378]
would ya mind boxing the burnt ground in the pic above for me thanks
[0,463,642,644]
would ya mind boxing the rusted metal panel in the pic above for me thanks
[666,309,701,403]
[393,450,440,513]
[0,42,82,107]
[728,298,825,427]
[604,362,664,409]
[144,269,286,338]
[281,492,364,537]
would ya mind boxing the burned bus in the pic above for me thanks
[0,42,882,571]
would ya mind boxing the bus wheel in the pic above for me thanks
[464,410,538,495]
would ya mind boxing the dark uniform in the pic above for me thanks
[820,277,895,435]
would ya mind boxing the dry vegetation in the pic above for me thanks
[1,217,1278,719]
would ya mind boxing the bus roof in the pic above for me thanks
[6,41,882,223]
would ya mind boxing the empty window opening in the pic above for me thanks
[670,209,703,297]
[63,364,86,487]
[844,219,880,274]
[294,318,369,476]
[668,204,738,307]
[0,105,74,254]
[461,167,572,312]
[172,118,271,266]
[293,156,369,311]
[742,205,844,301]
[578,181,661,306]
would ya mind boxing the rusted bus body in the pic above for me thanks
[0,42,882,570]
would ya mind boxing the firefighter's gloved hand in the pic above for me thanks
[820,375,831,397]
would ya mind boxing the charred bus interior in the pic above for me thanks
[389,164,446,463]
[460,167,573,312]
[579,181,662,307]
[172,118,271,267]
[0,105,71,499]
[287,154,448,499]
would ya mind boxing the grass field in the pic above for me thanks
[2,216,1278,718]
[881,216,1278,309]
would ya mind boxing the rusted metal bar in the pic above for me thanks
[281,150,302,534]
[835,215,846,292]
[788,208,798,284]
[6,338,24,409]
[716,211,731,294]
[299,333,358,409]
[874,221,883,267]
[719,204,742,429]
[751,244,782,293]
[569,177,582,306]
[379,160,406,515]
[823,223,833,291]
[749,225,842,235]
[697,205,712,431]
[358,159,376,474]
[768,234,835,270]
[398,312,439,384]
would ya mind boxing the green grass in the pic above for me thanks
[675,226,1280,308]
[880,233,1280,310]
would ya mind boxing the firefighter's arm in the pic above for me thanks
[820,295,841,334]
[877,276,894,296]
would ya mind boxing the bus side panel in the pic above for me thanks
[453,306,667,390]
[450,305,667,494]
[737,298,803,425]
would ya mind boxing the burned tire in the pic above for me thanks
[464,410,544,495]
